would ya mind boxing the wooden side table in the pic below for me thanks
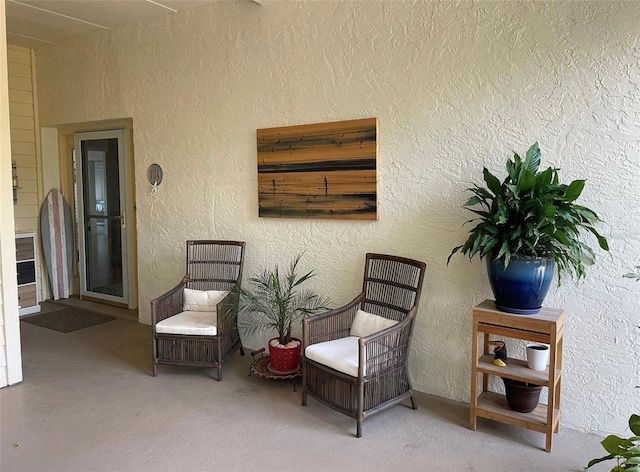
[470,299,565,452]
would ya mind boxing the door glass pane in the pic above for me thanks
[81,139,123,297]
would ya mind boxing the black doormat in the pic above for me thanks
[21,307,116,333]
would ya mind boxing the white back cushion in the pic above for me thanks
[349,309,398,337]
[183,288,228,312]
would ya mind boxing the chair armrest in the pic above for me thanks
[216,289,239,333]
[303,292,365,347]
[358,310,416,378]
[151,278,187,326]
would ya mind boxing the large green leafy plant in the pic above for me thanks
[448,143,609,281]
[585,271,640,471]
[236,253,330,345]
[585,414,640,471]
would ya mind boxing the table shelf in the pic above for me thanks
[476,392,560,434]
[470,300,565,452]
[477,354,560,387]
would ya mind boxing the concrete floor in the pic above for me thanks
[1,299,608,471]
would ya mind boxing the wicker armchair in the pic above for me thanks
[151,240,245,381]
[302,253,426,437]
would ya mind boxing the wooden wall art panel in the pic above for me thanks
[257,117,378,220]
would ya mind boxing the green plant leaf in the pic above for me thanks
[506,183,520,197]
[480,237,499,257]
[601,435,633,455]
[562,180,586,202]
[466,209,493,219]
[483,168,502,196]
[585,454,616,469]
[537,167,554,187]
[447,246,463,265]
[553,230,571,246]
[585,225,610,251]
[464,196,482,207]
[523,142,541,174]
[518,168,537,191]
[506,159,517,181]
[469,184,493,200]
[542,203,557,217]
[630,414,640,436]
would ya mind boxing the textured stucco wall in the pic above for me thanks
[35,1,639,435]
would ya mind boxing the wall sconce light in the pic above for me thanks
[11,160,18,204]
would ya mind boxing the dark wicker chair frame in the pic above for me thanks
[151,240,245,381]
[302,253,426,437]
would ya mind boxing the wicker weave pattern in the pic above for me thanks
[156,335,218,364]
[302,253,426,437]
[151,240,245,381]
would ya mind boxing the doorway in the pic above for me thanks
[72,129,135,308]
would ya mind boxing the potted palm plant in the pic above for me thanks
[448,142,609,314]
[236,253,330,374]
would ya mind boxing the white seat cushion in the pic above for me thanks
[155,311,217,336]
[305,336,363,377]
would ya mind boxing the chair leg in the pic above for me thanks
[152,335,158,377]
[216,365,222,381]
[301,359,308,405]
[356,379,364,437]
[410,392,417,410]
[239,346,245,356]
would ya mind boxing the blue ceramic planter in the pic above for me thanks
[486,257,555,315]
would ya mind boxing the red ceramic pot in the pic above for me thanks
[268,337,301,374]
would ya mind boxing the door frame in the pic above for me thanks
[57,120,137,310]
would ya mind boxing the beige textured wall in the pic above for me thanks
[35,1,640,434]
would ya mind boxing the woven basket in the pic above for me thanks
[268,337,301,373]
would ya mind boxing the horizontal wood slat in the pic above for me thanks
[258,169,376,196]
[258,117,377,141]
[258,141,376,166]
[9,90,34,104]
[8,76,32,92]
[9,49,39,238]
[7,48,31,65]
[9,102,34,118]
[14,217,38,232]
[11,154,37,166]
[9,115,35,131]
[11,141,36,154]
[259,194,376,219]
[11,128,35,142]
[8,63,31,79]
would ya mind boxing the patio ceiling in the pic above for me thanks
[5,0,259,49]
